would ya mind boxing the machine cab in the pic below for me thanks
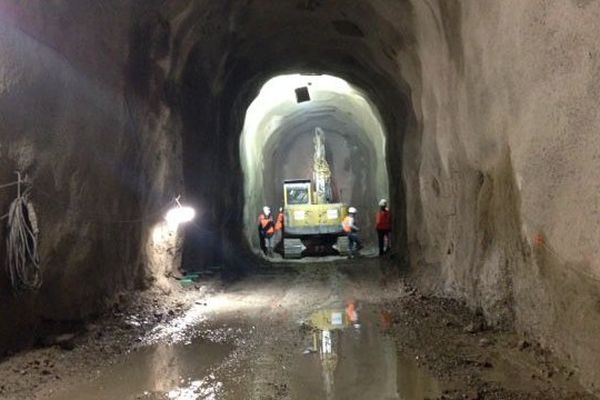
[283,179,312,206]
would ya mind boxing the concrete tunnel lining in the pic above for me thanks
[239,74,389,253]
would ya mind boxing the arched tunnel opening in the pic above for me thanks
[176,17,413,273]
[239,73,390,258]
[1,1,599,398]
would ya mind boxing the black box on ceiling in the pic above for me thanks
[295,86,311,103]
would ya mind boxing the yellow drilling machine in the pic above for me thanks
[281,128,350,259]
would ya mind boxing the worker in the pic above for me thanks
[375,199,392,256]
[258,206,275,256]
[342,206,361,259]
[275,207,284,232]
[346,300,359,328]
[273,207,285,253]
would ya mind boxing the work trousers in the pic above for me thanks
[348,232,361,258]
[258,227,267,254]
[264,235,273,256]
[377,229,391,255]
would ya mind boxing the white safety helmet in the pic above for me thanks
[379,199,387,207]
[263,206,271,215]
[348,206,357,214]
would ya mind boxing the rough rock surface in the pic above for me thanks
[401,1,600,393]
[0,1,181,354]
[155,1,600,390]
[0,0,598,395]
[0,263,593,400]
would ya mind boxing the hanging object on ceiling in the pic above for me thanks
[295,86,311,103]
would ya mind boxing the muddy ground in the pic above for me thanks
[0,259,594,400]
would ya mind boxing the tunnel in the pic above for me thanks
[0,1,599,398]
[173,2,413,270]
[239,73,389,254]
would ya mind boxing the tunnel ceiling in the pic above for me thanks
[163,0,416,133]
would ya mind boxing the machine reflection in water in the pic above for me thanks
[302,304,442,400]
[308,306,359,399]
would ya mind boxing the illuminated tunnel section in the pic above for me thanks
[239,74,389,254]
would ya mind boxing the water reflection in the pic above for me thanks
[309,309,347,398]
[166,376,222,400]
[48,340,232,400]
[298,304,441,400]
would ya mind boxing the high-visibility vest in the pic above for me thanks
[342,216,353,233]
[375,209,391,230]
[258,213,274,236]
[346,302,358,323]
[275,213,284,232]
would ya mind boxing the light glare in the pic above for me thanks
[165,206,195,226]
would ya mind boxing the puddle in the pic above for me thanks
[291,306,442,400]
[45,304,440,400]
[48,339,233,400]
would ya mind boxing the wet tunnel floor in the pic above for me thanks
[47,306,440,400]
[1,260,594,400]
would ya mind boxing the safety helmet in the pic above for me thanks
[379,199,387,207]
[263,206,271,215]
[348,206,357,214]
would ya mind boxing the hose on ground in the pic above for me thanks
[5,187,41,291]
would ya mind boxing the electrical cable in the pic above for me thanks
[1,171,189,292]
[5,185,41,291]
[0,181,20,190]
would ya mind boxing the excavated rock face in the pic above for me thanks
[0,1,181,352]
[1,0,599,393]
[403,2,600,392]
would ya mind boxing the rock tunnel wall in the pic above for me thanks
[400,0,600,392]
[0,1,182,354]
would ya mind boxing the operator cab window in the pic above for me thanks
[285,182,311,205]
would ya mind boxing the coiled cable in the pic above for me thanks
[5,186,41,291]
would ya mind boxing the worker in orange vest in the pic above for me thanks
[258,206,275,256]
[342,207,361,259]
[346,301,359,328]
[273,207,285,253]
[375,199,391,256]
[275,207,284,232]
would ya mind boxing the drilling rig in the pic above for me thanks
[281,128,350,258]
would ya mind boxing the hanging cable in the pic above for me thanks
[1,170,192,292]
[5,172,41,291]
